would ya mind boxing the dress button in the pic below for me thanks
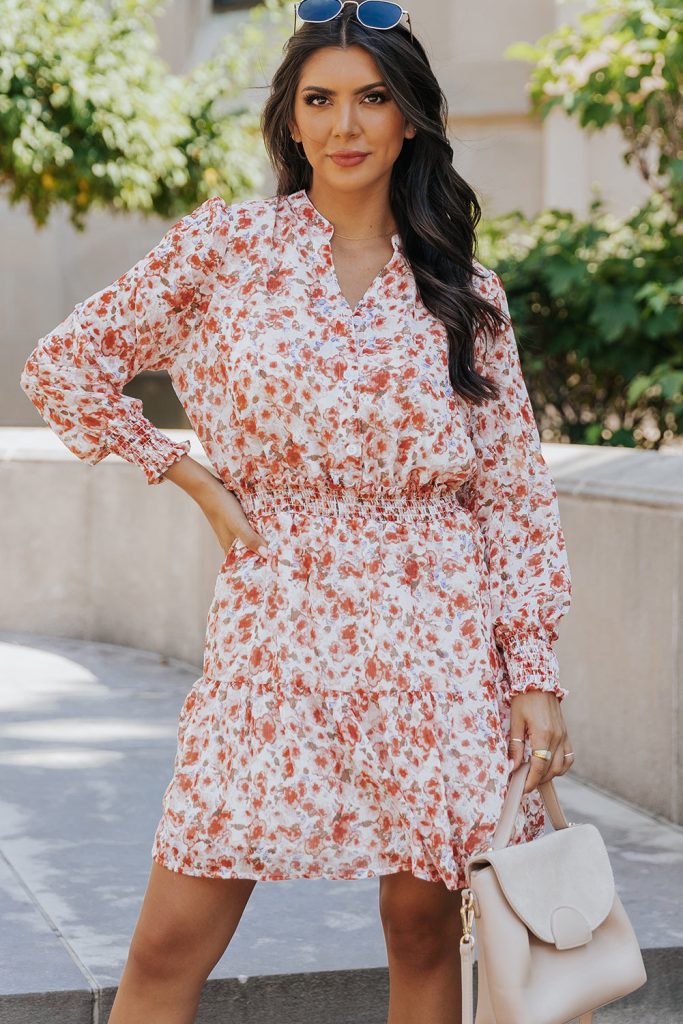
[346,442,360,456]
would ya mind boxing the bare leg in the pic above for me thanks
[106,860,257,1024]
[379,870,464,1024]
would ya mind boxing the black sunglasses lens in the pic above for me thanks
[357,1,403,28]
[298,0,343,22]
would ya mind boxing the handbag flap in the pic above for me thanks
[467,823,615,945]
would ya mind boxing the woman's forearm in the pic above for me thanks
[161,453,227,506]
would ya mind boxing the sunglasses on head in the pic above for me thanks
[294,1,413,43]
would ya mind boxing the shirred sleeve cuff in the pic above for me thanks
[498,632,569,703]
[107,421,192,485]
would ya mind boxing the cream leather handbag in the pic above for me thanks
[459,760,647,1024]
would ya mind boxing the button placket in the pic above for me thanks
[312,231,363,481]
[343,303,364,483]
[295,190,407,488]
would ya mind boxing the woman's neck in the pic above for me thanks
[306,184,398,240]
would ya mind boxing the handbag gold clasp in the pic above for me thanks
[460,887,475,944]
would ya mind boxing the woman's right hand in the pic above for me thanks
[196,475,270,561]
[159,457,270,561]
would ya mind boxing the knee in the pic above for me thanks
[126,924,196,983]
[380,888,459,970]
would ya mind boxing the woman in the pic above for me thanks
[19,3,574,1022]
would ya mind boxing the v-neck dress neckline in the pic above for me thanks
[288,187,405,316]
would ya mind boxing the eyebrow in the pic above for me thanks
[301,81,387,95]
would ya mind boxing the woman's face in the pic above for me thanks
[290,45,414,194]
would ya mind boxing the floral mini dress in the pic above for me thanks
[20,188,572,890]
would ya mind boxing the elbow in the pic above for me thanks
[19,352,47,410]
[18,349,110,467]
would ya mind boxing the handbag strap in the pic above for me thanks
[491,760,571,850]
[460,925,475,1023]
[459,760,587,1024]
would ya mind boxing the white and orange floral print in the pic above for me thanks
[20,188,572,889]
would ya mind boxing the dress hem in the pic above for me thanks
[150,850,468,891]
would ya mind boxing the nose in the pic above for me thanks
[332,101,361,138]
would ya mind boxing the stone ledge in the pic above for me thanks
[549,442,683,509]
[2,428,681,507]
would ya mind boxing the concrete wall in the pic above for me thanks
[5,0,651,427]
[548,446,683,829]
[2,429,681,827]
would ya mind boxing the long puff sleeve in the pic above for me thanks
[460,266,573,702]
[20,195,230,485]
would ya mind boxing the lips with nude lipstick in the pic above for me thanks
[329,150,370,166]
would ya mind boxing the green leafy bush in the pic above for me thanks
[488,0,683,449]
[506,0,682,217]
[0,0,288,228]
[478,194,683,449]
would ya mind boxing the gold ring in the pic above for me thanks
[531,749,553,761]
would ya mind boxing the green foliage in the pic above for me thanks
[495,0,683,449]
[505,0,683,215]
[0,0,290,228]
[478,194,683,449]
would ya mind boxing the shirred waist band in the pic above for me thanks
[238,483,472,523]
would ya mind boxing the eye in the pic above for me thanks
[302,91,390,106]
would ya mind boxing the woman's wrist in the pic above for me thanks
[161,454,226,505]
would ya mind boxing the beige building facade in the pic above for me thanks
[5,0,648,426]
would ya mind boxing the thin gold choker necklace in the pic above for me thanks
[333,228,398,240]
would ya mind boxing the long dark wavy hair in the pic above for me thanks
[260,6,511,404]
